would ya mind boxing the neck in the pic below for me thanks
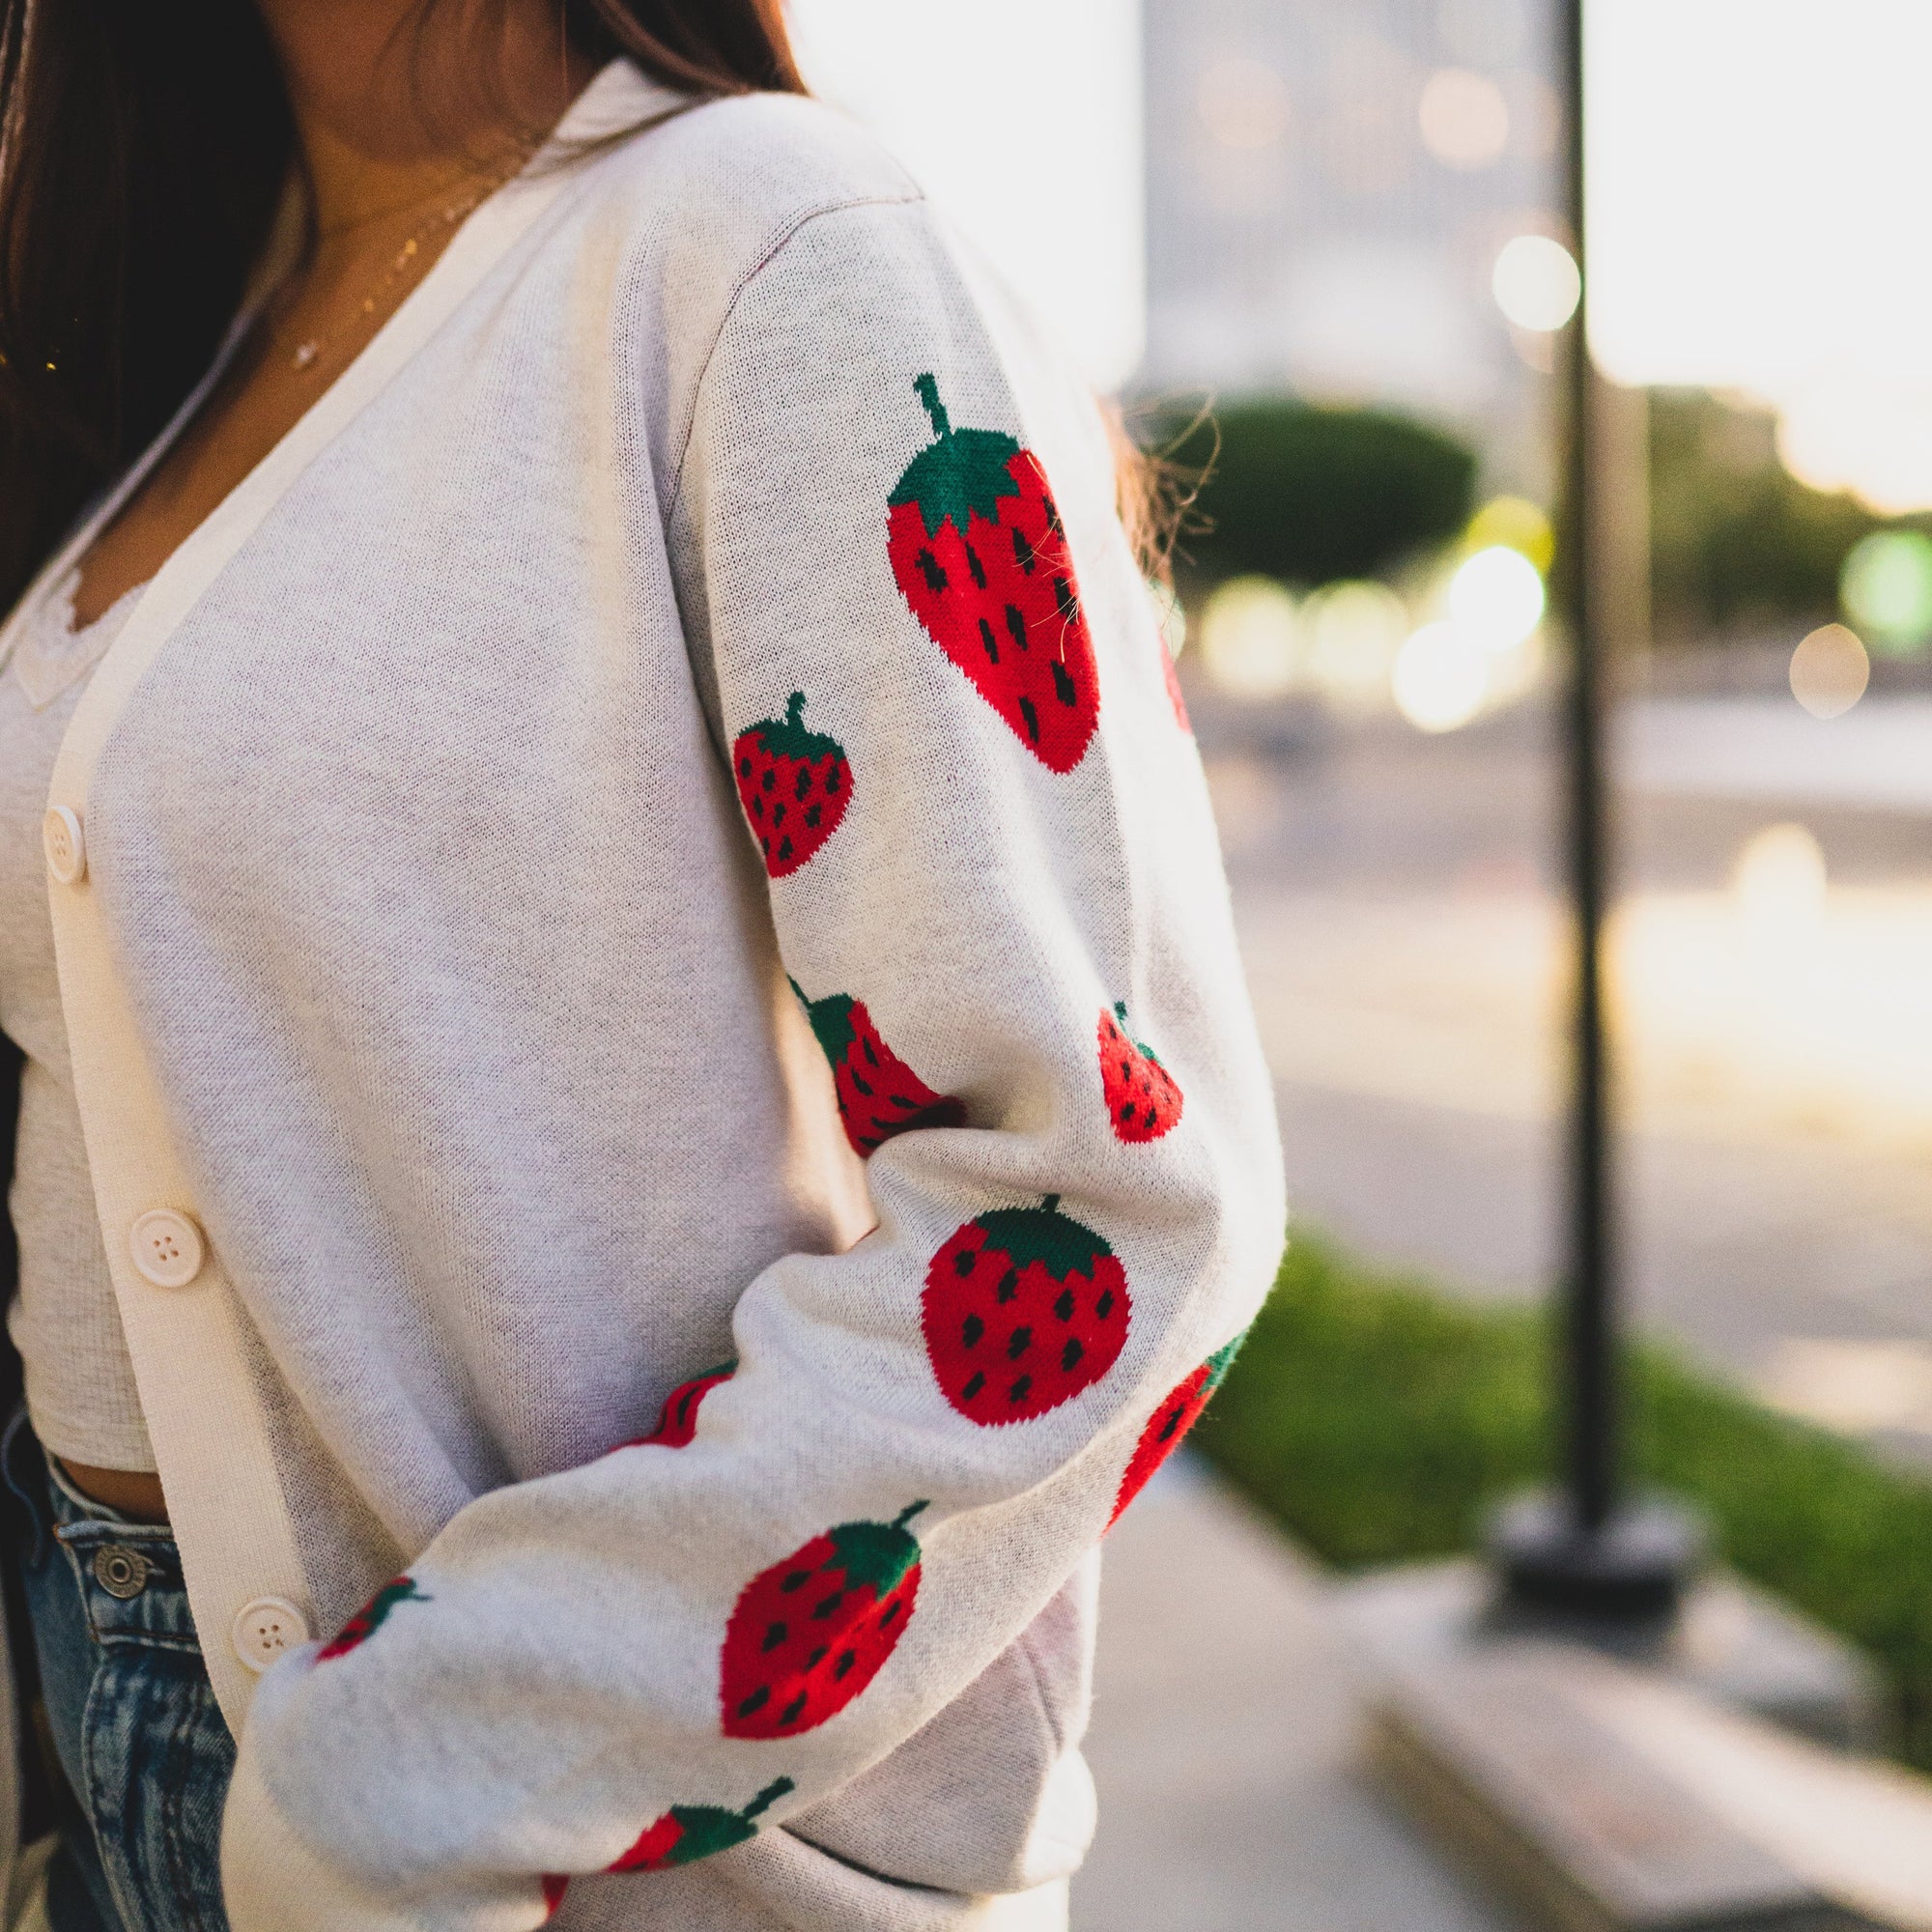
[250,0,598,236]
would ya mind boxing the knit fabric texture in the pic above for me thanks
[0,578,156,1469]
[24,63,1285,1932]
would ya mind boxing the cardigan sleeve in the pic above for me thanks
[221,195,1285,1931]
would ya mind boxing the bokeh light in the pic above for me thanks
[1197,57,1292,152]
[1447,545,1546,651]
[1732,823,1827,946]
[1492,234,1581,333]
[1418,69,1510,169]
[1840,530,1932,655]
[1200,577,1301,699]
[1788,624,1870,720]
[1304,581,1408,713]
[1464,496,1555,573]
[1392,622,1490,732]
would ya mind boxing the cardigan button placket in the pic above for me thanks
[42,806,86,885]
[128,1208,207,1289]
[233,1597,311,1671]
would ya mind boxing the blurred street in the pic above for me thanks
[1075,1459,1508,1932]
[1203,682,1932,1471]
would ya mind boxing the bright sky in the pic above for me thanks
[1589,0,1932,510]
[784,0,1145,391]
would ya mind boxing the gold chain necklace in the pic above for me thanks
[285,149,533,376]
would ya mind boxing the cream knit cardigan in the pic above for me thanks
[4,62,1285,1932]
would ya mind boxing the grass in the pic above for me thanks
[1192,1235,1932,1771]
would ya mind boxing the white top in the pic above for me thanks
[0,572,155,1469]
[3,62,1285,1932]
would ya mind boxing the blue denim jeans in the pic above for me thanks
[4,1418,232,1932]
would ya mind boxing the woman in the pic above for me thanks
[0,1,1283,1927]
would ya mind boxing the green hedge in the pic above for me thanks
[1194,1236,1932,1769]
[1154,400,1477,588]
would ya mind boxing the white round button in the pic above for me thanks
[232,1596,311,1672]
[128,1208,205,1289]
[42,807,85,885]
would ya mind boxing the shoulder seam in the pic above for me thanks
[664,188,927,513]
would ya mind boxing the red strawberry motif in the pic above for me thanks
[318,1575,429,1660]
[1159,637,1191,732]
[1109,1333,1245,1526]
[1097,1002,1184,1143]
[610,1777,794,1873]
[541,1874,569,1918]
[790,978,965,1155]
[888,374,1100,773]
[923,1195,1129,1426]
[732,694,851,878]
[721,1503,926,1739]
[630,1361,735,1450]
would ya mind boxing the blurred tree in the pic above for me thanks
[1153,400,1477,588]
[1647,388,1928,644]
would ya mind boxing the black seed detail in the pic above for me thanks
[834,1651,857,1680]
[963,1372,986,1402]
[954,1247,977,1276]
[771,802,787,827]
[1044,495,1065,537]
[918,550,947,593]
[962,1313,985,1350]
[1096,1290,1116,1320]
[804,804,822,828]
[812,1590,844,1620]
[1053,577,1080,626]
[738,1686,770,1718]
[1006,605,1029,655]
[1007,1326,1034,1360]
[880,1598,905,1628]
[825,764,842,793]
[762,1622,788,1653]
[1019,696,1039,743]
[795,766,813,800]
[781,1570,813,1593]
[1054,1288,1075,1321]
[738,757,752,776]
[965,542,988,590]
[781,1692,809,1726]
[864,1037,880,1065]
[758,836,771,856]
[750,797,765,823]
[809,1645,829,1667]
[1157,1406,1186,1445]
[979,617,1000,664]
[891,1093,920,1111]
[1008,1375,1033,1404]
[1061,1338,1084,1373]
[996,1269,1019,1303]
[851,1071,874,1096]
[762,768,777,792]
[1051,660,1077,706]
[777,836,794,863]
[1012,526,1037,574]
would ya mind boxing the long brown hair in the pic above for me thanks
[0,0,804,613]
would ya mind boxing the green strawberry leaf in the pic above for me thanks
[751,693,844,763]
[828,1502,927,1596]
[789,980,859,1064]
[974,1195,1114,1279]
[1204,1328,1248,1393]
[890,374,1022,541]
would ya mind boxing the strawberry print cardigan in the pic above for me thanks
[5,61,1284,1932]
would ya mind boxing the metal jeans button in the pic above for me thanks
[93,1546,149,1600]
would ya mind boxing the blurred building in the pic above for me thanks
[1141,0,1560,486]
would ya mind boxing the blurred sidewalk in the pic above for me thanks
[1073,1461,1508,1932]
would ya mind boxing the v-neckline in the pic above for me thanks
[1,60,678,699]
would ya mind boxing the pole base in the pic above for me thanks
[1489,1490,1707,1623]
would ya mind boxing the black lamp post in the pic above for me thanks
[1488,0,1704,1623]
